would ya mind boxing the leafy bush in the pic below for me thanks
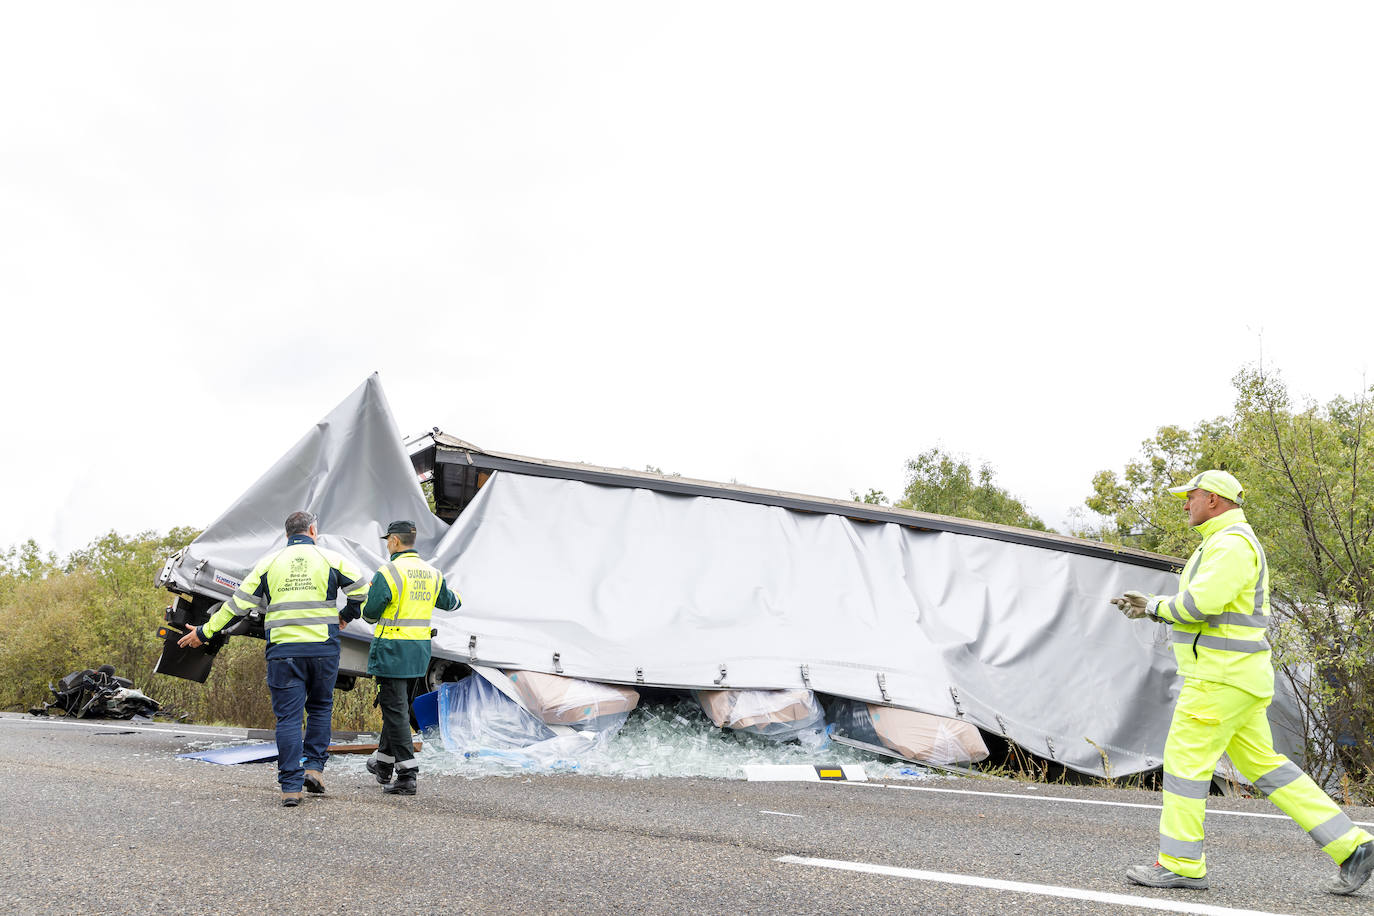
[0,570,102,710]
[0,528,380,733]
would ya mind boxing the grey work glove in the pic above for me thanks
[1110,590,1151,620]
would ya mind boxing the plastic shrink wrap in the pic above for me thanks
[438,674,555,752]
[829,698,988,766]
[694,688,828,748]
[437,675,630,769]
[504,669,640,729]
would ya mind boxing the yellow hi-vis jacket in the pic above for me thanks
[362,550,459,678]
[200,535,370,660]
[1149,507,1274,698]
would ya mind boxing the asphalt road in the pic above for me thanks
[1,712,1371,916]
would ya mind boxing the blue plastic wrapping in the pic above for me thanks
[437,675,631,767]
[438,675,556,752]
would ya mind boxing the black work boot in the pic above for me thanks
[383,770,417,796]
[366,757,394,785]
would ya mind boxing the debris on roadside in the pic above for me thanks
[29,665,161,719]
[419,673,929,779]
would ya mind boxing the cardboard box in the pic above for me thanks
[696,688,819,729]
[866,703,989,765]
[504,670,640,725]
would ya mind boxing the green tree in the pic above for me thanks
[0,526,381,731]
[1082,364,1374,790]
[0,570,102,709]
[849,488,888,506]
[893,448,1049,531]
[63,527,201,682]
[1228,366,1374,786]
[0,539,59,605]
[0,528,199,711]
[1076,419,1236,557]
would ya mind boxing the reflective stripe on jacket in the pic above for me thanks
[1151,508,1275,698]
[363,550,459,678]
[375,554,442,641]
[201,537,369,659]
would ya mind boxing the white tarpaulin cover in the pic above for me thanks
[166,374,446,599]
[429,472,1193,775]
[164,375,1305,778]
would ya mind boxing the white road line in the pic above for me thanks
[777,855,1296,916]
[759,810,804,818]
[825,780,1374,829]
[0,718,242,741]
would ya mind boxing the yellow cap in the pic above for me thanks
[1168,469,1243,504]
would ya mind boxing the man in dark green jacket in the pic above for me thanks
[347,520,458,796]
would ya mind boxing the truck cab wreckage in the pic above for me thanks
[153,374,1303,776]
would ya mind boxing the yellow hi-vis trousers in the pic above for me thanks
[1159,678,1373,878]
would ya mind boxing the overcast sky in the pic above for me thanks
[3,3,1372,557]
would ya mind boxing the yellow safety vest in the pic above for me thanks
[374,552,443,643]
[1152,508,1274,698]
[203,540,369,648]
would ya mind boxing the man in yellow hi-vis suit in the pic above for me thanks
[1113,470,1373,895]
[179,511,369,806]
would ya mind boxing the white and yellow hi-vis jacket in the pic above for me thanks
[1149,507,1275,698]
[200,535,370,660]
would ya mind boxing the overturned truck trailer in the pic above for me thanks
[154,374,1301,777]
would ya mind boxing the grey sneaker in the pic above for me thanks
[1126,862,1209,890]
[1327,840,1374,896]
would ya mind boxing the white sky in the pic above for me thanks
[3,3,1372,557]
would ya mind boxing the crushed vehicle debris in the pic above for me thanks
[31,665,161,719]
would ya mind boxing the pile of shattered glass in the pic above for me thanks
[386,669,991,780]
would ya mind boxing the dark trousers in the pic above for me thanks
[266,654,339,792]
[377,676,417,773]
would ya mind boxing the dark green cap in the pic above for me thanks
[381,520,417,538]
